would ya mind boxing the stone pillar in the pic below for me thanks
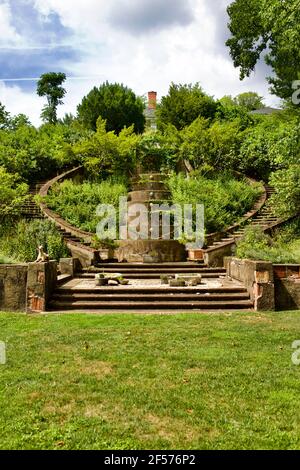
[26,261,57,313]
[59,258,81,276]
[116,172,187,263]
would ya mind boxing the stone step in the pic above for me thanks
[95,262,205,269]
[52,292,250,302]
[56,286,247,295]
[79,272,226,280]
[83,267,213,274]
[82,267,225,274]
[49,299,253,311]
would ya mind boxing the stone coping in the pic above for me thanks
[37,167,274,259]
[38,166,94,244]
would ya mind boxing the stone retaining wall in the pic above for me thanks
[0,261,57,313]
[225,257,275,311]
[0,265,28,312]
[225,258,300,311]
[274,265,300,311]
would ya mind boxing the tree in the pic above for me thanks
[226,0,300,100]
[0,102,10,129]
[270,165,300,217]
[37,72,67,124]
[73,118,139,180]
[216,94,258,128]
[157,83,217,130]
[234,92,264,110]
[77,82,145,134]
[0,167,29,222]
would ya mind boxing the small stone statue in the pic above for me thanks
[35,245,49,263]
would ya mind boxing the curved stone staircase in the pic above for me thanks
[202,185,287,266]
[30,167,296,313]
[21,182,44,220]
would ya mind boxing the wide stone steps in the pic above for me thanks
[54,286,246,295]
[49,269,253,311]
[49,300,253,311]
[51,292,250,302]
[95,262,205,268]
[80,269,226,279]
[49,284,253,311]
[80,273,226,280]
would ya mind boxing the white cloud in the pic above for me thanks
[1,0,279,125]
[0,81,42,124]
[0,1,22,45]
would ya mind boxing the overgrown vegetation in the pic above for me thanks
[0,74,299,262]
[168,172,262,234]
[0,220,69,263]
[0,168,29,223]
[236,221,300,263]
[44,178,128,233]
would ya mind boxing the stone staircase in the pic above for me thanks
[48,262,253,312]
[21,182,44,219]
[81,261,226,280]
[207,186,280,249]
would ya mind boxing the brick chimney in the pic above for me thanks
[148,91,157,110]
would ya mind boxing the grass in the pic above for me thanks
[0,255,14,264]
[1,311,300,450]
[44,178,128,233]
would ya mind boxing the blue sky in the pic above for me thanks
[0,0,278,125]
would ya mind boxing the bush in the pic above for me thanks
[0,219,69,263]
[74,119,139,180]
[168,172,261,234]
[236,223,300,263]
[44,178,128,233]
[269,165,300,217]
[0,167,29,223]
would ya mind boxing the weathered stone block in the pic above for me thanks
[225,257,275,311]
[0,265,28,312]
[26,261,57,313]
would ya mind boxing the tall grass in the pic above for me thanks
[236,221,300,263]
[0,219,69,263]
[168,172,261,234]
[45,178,128,233]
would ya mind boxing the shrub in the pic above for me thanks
[44,178,128,233]
[0,167,29,223]
[269,165,300,217]
[0,219,69,263]
[168,172,261,234]
[236,223,300,263]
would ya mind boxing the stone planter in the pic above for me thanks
[95,274,108,286]
[169,279,186,287]
[99,248,115,261]
[175,273,202,285]
[187,249,204,261]
[143,254,160,263]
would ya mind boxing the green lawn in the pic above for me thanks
[0,311,300,450]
